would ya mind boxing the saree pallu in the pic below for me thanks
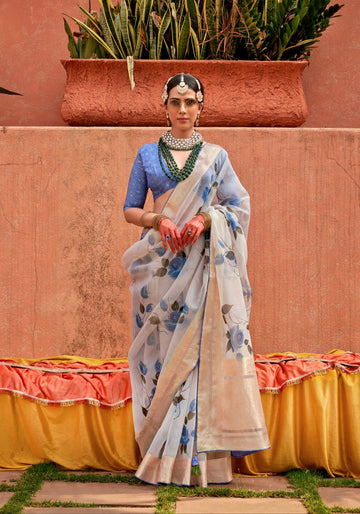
[122,143,270,486]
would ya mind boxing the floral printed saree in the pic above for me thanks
[122,143,270,486]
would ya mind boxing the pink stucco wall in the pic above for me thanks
[1,127,359,358]
[0,0,359,128]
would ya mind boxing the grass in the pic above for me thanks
[0,464,49,514]
[0,463,359,513]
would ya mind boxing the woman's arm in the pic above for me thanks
[124,208,156,228]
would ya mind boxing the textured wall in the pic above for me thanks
[0,0,359,127]
[0,127,359,358]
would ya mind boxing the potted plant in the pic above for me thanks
[61,0,343,127]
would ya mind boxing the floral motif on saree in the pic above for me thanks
[122,143,270,486]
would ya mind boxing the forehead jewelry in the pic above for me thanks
[161,74,203,103]
[177,73,189,95]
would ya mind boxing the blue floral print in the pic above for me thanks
[189,399,196,412]
[202,186,210,202]
[168,254,186,278]
[141,285,149,299]
[227,211,237,230]
[155,359,162,373]
[229,326,244,352]
[154,246,166,257]
[149,387,156,402]
[215,254,225,265]
[147,333,156,346]
[139,361,148,375]
[180,425,190,445]
[196,173,213,203]
[164,310,181,331]
[136,313,143,328]
[160,299,168,311]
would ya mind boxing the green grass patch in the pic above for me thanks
[287,469,332,514]
[0,485,14,493]
[0,463,49,514]
[319,478,360,488]
[30,500,101,508]
[0,463,358,514]
[176,485,295,498]
[329,509,360,513]
[156,484,179,514]
[51,469,141,485]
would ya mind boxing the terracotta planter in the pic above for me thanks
[61,59,308,127]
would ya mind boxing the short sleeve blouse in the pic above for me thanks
[123,143,178,210]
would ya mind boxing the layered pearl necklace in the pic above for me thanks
[158,131,203,182]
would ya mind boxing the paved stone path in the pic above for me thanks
[0,492,13,508]
[176,497,307,513]
[31,481,157,507]
[318,486,360,509]
[1,469,360,513]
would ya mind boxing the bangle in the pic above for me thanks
[140,210,152,227]
[198,212,211,231]
[152,214,170,230]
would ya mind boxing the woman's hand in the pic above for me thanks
[158,218,183,253]
[180,215,206,247]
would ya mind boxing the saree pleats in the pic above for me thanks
[197,209,269,455]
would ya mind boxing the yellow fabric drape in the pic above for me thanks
[0,394,140,471]
[236,370,360,477]
[0,359,359,476]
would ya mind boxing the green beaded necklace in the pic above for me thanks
[158,139,202,182]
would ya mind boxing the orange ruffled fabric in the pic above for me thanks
[0,356,132,408]
[0,350,358,406]
[255,350,360,392]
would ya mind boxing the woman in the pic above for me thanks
[122,73,269,486]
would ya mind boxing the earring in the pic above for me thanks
[195,112,200,127]
[166,113,170,127]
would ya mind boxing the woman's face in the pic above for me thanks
[166,86,202,137]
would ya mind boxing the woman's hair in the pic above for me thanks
[162,73,204,104]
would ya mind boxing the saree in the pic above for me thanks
[122,143,270,486]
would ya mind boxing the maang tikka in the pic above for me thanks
[177,73,188,95]
[161,73,204,103]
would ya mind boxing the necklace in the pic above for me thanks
[158,139,202,182]
[160,130,203,150]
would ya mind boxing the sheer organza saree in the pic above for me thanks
[122,143,270,486]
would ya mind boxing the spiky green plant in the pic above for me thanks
[64,0,343,62]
